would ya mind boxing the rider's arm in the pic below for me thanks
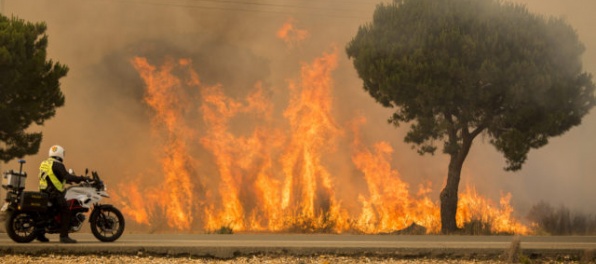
[52,162,86,183]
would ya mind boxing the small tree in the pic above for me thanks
[346,0,595,233]
[0,14,68,162]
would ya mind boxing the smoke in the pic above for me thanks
[2,0,596,231]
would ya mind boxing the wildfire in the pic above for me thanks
[124,57,199,230]
[277,17,309,49]
[199,82,284,232]
[458,186,529,234]
[115,20,529,235]
[350,116,440,233]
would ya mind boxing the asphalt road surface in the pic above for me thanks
[0,233,595,260]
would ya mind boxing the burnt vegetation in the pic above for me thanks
[526,201,596,235]
[199,208,596,235]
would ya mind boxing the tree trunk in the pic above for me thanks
[440,133,473,234]
[440,155,463,234]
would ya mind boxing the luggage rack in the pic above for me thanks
[2,160,27,211]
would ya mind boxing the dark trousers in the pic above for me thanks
[38,191,71,238]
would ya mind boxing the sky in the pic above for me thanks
[1,0,595,228]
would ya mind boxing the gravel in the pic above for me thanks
[0,254,513,264]
[0,254,546,264]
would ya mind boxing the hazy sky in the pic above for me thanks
[2,0,595,224]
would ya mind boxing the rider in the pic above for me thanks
[36,145,88,243]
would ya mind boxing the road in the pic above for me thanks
[0,233,595,260]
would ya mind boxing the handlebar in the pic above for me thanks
[70,170,104,190]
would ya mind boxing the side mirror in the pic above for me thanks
[85,169,89,176]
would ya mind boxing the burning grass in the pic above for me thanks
[206,225,234,235]
[115,20,531,236]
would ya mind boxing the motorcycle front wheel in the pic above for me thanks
[90,206,125,242]
[5,211,37,243]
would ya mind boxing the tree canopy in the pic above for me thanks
[346,0,595,233]
[0,14,68,162]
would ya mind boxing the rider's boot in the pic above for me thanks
[58,204,75,243]
[60,236,77,243]
[35,227,49,242]
[36,234,49,242]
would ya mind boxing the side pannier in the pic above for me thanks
[19,192,49,211]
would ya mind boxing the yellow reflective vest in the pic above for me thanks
[39,158,65,192]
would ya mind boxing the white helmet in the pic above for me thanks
[49,145,65,161]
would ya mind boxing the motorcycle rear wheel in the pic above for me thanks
[5,211,37,243]
[90,206,125,242]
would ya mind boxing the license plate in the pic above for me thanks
[1,203,8,212]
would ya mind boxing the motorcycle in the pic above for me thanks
[1,160,125,243]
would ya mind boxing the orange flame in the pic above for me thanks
[199,82,284,231]
[458,186,529,234]
[116,24,529,235]
[128,57,197,230]
[350,116,440,233]
[115,182,149,225]
[277,18,309,48]
[280,48,345,231]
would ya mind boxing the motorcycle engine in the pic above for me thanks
[70,212,86,232]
